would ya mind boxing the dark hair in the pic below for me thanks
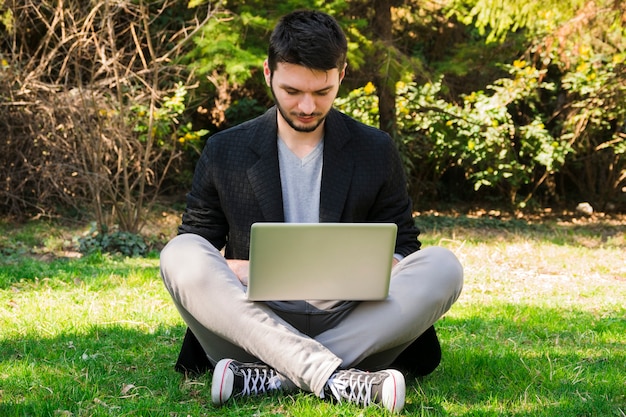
[267,10,347,72]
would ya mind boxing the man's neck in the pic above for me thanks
[277,116,324,159]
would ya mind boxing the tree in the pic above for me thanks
[449,0,626,208]
[183,0,423,137]
[370,0,399,134]
[338,0,624,209]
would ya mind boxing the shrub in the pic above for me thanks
[77,224,149,257]
[338,53,624,210]
[0,0,211,232]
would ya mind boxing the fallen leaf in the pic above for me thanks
[121,383,135,395]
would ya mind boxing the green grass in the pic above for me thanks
[1,212,625,416]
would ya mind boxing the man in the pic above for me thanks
[160,10,463,413]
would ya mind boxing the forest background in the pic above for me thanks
[0,0,624,243]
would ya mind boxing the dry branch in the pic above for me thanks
[1,0,215,231]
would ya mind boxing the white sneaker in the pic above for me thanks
[324,368,406,413]
[211,358,281,405]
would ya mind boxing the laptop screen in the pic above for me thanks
[246,223,397,301]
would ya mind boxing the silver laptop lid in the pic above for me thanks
[247,222,397,301]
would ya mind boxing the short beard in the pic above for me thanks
[270,83,327,133]
[276,103,326,133]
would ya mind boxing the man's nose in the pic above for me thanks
[298,94,315,114]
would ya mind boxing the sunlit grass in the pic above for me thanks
[1,213,624,416]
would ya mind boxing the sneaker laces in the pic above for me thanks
[240,367,279,396]
[326,371,375,406]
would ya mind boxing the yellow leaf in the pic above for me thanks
[363,82,376,95]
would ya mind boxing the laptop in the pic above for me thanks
[246,222,397,301]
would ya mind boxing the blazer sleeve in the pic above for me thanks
[380,139,421,257]
[178,136,229,250]
[361,132,420,257]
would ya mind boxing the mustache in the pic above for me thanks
[292,112,322,117]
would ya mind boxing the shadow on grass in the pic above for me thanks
[1,304,624,416]
[0,324,204,416]
[0,253,159,289]
[406,305,626,416]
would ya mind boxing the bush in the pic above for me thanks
[338,47,624,211]
[77,224,149,257]
[0,0,211,232]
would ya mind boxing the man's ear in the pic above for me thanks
[339,63,347,83]
[263,60,272,86]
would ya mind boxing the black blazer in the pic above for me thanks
[179,106,421,258]
[174,106,422,374]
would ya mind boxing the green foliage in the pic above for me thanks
[453,61,569,200]
[224,97,267,126]
[334,81,379,127]
[183,0,344,84]
[185,12,267,85]
[560,51,626,148]
[3,0,625,214]
[339,0,625,208]
[339,60,571,206]
[183,0,358,86]
[77,223,149,257]
[527,0,626,206]
[557,49,626,204]
[128,82,208,150]
[451,0,586,43]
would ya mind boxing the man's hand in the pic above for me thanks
[227,259,250,286]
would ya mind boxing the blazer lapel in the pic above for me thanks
[245,108,354,223]
[247,107,285,222]
[320,110,354,222]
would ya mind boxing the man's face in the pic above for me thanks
[264,61,345,133]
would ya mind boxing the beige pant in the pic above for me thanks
[160,233,463,396]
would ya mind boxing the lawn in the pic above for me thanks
[0,209,624,416]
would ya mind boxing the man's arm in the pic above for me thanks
[178,138,229,250]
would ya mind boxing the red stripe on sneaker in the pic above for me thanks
[391,371,397,410]
[219,359,233,403]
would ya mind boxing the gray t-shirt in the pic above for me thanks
[278,137,323,223]
[274,137,355,316]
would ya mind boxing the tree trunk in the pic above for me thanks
[372,0,397,136]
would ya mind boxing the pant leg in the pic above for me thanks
[391,324,441,376]
[175,327,213,374]
[160,233,342,395]
[314,246,463,369]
